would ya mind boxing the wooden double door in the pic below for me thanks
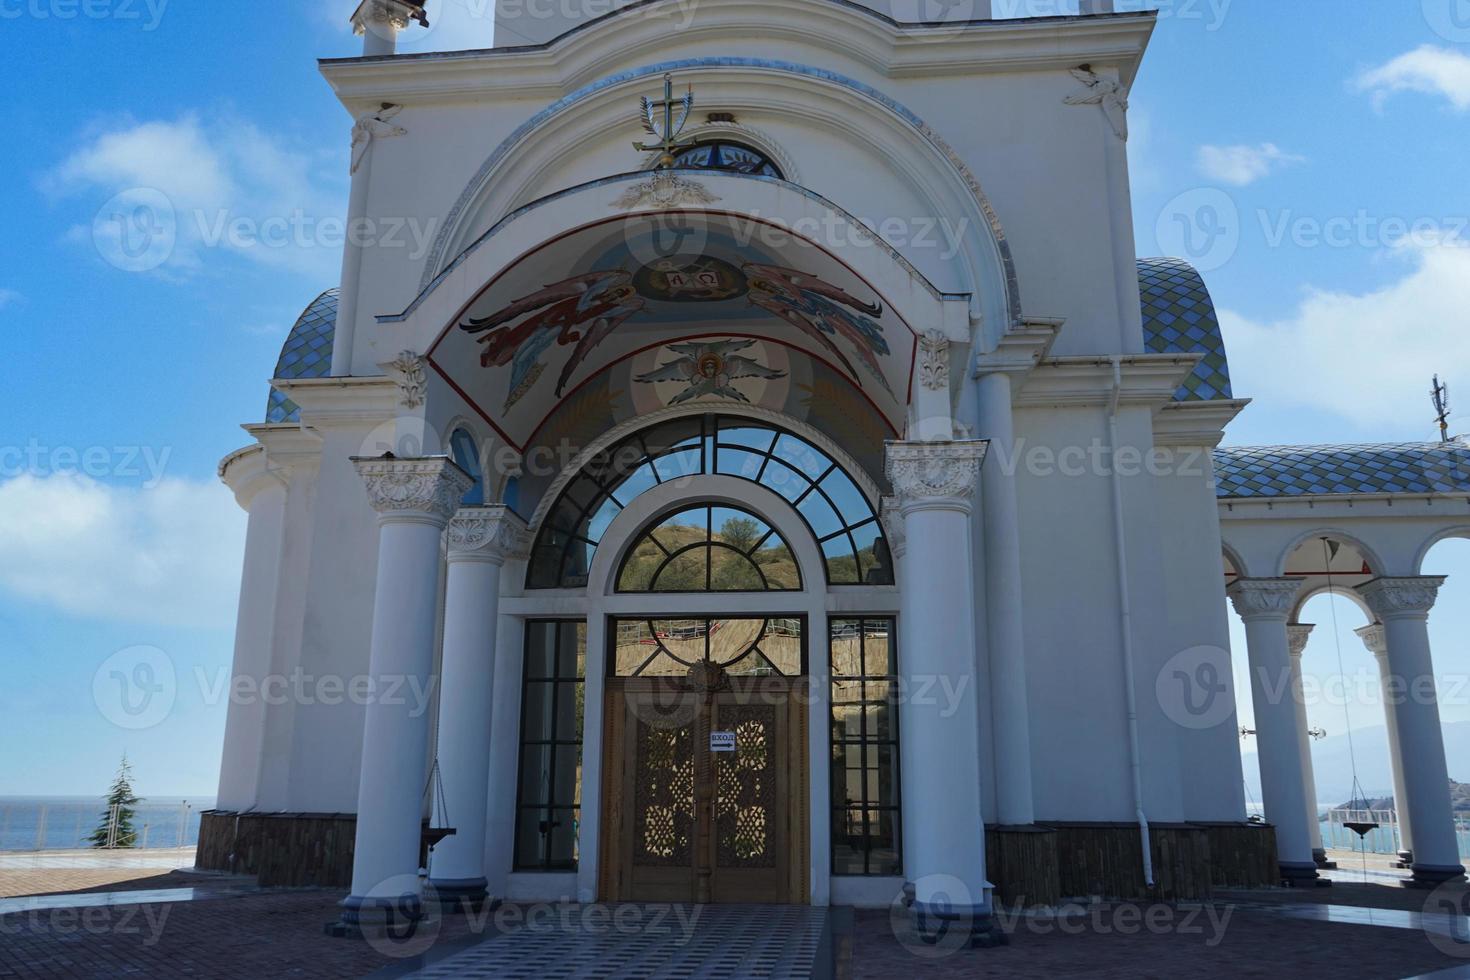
[599,675,809,904]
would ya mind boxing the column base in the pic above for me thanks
[1312,849,1338,870]
[1279,862,1328,887]
[912,902,1008,949]
[326,893,426,938]
[427,877,496,914]
[1402,863,1468,889]
[1392,850,1414,869]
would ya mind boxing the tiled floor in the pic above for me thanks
[0,849,197,898]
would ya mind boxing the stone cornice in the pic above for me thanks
[886,439,988,507]
[353,455,473,524]
[445,505,530,563]
[1359,576,1445,621]
[270,377,404,428]
[319,6,1155,109]
[1226,577,1305,622]
[1012,354,1201,410]
[217,445,288,511]
[1153,399,1253,448]
[1286,623,1315,659]
[975,316,1064,380]
[1355,623,1388,657]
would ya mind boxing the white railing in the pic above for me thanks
[0,801,201,852]
[1324,809,1470,859]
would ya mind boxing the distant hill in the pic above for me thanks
[1243,721,1470,811]
[1330,782,1468,814]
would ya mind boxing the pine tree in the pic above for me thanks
[89,754,142,848]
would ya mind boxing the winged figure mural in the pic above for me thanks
[635,340,787,405]
[741,263,893,394]
[460,270,646,403]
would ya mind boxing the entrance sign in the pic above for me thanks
[710,731,736,753]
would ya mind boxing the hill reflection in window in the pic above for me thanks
[673,141,782,178]
[618,504,801,593]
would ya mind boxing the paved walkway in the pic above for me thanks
[0,849,196,898]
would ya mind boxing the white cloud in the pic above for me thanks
[1220,239,1470,435]
[1356,45,1470,111]
[46,113,346,279]
[1196,143,1304,186]
[0,474,246,629]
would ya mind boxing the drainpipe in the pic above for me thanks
[1108,355,1154,888]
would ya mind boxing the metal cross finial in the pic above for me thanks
[633,73,696,169]
[1432,375,1451,443]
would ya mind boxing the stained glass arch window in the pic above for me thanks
[672,141,782,178]
[527,414,892,590]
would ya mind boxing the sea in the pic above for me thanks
[0,796,213,852]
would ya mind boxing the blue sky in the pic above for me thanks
[1,1,1467,801]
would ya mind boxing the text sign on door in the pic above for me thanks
[710,730,736,753]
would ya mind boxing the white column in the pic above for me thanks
[887,440,1002,946]
[1285,625,1329,867]
[975,369,1035,827]
[339,456,473,928]
[215,448,288,812]
[1359,577,1466,886]
[1227,578,1320,883]
[880,496,914,900]
[1356,623,1415,865]
[427,506,525,908]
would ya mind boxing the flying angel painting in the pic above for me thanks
[635,340,787,405]
[460,270,646,402]
[741,263,893,394]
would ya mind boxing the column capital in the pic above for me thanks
[354,455,472,526]
[1355,623,1388,658]
[1227,578,1304,622]
[445,505,529,564]
[1286,623,1315,658]
[1358,577,1445,621]
[885,440,988,511]
[351,0,427,34]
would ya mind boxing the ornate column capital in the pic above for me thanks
[1226,578,1304,623]
[445,505,529,564]
[351,0,427,34]
[885,440,988,512]
[1358,577,1445,622]
[1286,624,1315,659]
[353,455,472,527]
[1355,623,1388,658]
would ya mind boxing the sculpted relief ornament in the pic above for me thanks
[917,330,949,392]
[350,103,408,176]
[1226,578,1303,621]
[354,456,474,522]
[1064,66,1129,141]
[445,506,530,562]
[1359,577,1444,620]
[382,350,428,408]
[611,172,721,210]
[885,441,987,505]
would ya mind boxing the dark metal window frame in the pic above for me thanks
[615,503,803,594]
[513,620,586,871]
[607,615,809,679]
[527,414,892,591]
[673,140,783,178]
[829,617,902,877]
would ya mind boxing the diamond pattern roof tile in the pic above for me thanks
[1213,442,1470,499]
[266,288,339,423]
[1138,257,1233,403]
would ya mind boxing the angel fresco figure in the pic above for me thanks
[741,263,893,394]
[635,340,787,405]
[460,270,646,403]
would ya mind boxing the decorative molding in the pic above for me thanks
[879,494,906,559]
[1354,623,1388,658]
[445,505,530,562]
[917,331,950,392]
[885,440,988,506]
[1286,624,1315,659]
[381,350,429,408]
[1359,577,1445,621]
[350,0,426,36]
[610,171,721,210]
[353,455,473,523]
[975,316,1064,379]
[1226,578,1305,622]
[1063,65,1129,141]
[350,103,407,176]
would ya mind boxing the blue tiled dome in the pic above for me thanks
[266,289,338,423]
[1214,442,1470,498]
[1138,258,1232,402]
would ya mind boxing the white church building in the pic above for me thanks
[200,0,1470,943]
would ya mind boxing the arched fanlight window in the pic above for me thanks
[672,141,782,178]
[449,428,486,506]
[527,415,892,590]
[617,504,801,593]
